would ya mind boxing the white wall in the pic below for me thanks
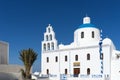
[102,45,111,77]
[74,28,100,46]
[42,45,103,78]
[111,57,120,80]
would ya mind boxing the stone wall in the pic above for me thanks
[0,64,24,80]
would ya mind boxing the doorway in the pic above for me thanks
[74,68,80,77]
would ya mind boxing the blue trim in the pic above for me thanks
[79,23,96,28]
[99,35,103,74]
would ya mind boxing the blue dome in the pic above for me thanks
[79,23,96,28]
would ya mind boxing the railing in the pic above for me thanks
[60,74,103,79]
[40,74,103,79]
[40,74,49,78]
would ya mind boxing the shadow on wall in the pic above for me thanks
[0,72,19,80]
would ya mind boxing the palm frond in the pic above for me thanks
[19,48,38,79]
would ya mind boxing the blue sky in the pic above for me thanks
[0,0,120,72]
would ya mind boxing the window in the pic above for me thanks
[47,57,49,63]
[87,53,90,60]
[92,31,94,38]
[55,56,58,62]
[101,70,103,74]
[101,66,103,69]
[43,44,46,51]
[50,34,52,40]
[46,69,49,74]
[75,55,78,61]
[46,35,48,41]
[117,55,119,59]
[51,42,54,50]
[87,68,90,75]
[116,54,120,59]
[65,56,67,62]
[48,28,50,33]
[101,61,103,64]
[47,43,50,50]
[81,32,84,38]
[65,69,67,74]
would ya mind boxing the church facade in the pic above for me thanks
[41,16,120,80]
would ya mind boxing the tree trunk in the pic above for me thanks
[25,66,31,79]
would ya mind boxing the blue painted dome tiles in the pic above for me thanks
[80,23,95,28]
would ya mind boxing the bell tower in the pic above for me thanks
[42,24,58,52]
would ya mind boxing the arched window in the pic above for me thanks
[81,32,84,38]
[75,55,78,61]
[48,28,50,33]
[65,56,67,62]
[87,68,90,75]
[50,34,52,40]
[51,42,54,50]
[46,69,49,74]
[87,54,90,60]
[55,56,58,62]
[47,43,50,50]
[92,31,94,38]
[46,35,48,41]
[46,57,49,63]
[43,43,46,51]
[65,69,67,74]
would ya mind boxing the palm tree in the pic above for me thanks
[19,48,38,79]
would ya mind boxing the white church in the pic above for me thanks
[40,16,120,80]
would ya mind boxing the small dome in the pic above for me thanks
[103,38,116,49]
[103,38,112,44]
[79,16,96,28]
[83,16,91,24]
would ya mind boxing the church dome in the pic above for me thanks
[74,16,100,45]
